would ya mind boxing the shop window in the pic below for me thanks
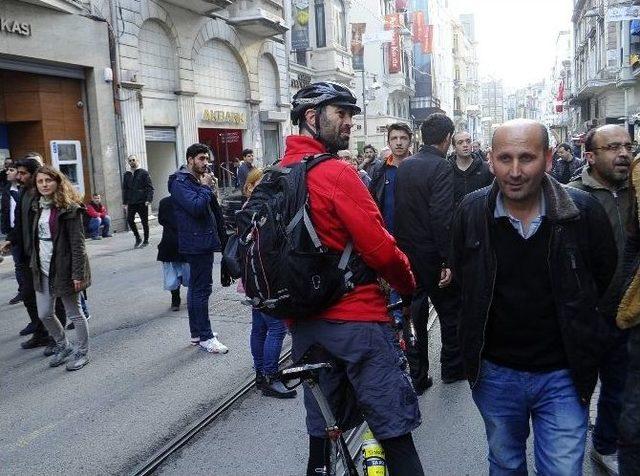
[315,0,326,48]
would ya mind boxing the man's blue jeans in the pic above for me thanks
[185,253,214,341]
[593,331,629,455]
[619,325,640,475]
[250,309,286,376]
[88,216,111,238]
[472,360,588,476]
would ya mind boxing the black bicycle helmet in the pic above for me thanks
[291,81,361,125]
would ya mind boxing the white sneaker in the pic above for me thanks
[590,448,619,476]
[199,335,228,354]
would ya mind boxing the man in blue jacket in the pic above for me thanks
[169,144,229,354]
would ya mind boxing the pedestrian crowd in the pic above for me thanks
[2,80,640,476]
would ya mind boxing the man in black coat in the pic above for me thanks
[449,131,494,209]
[451,119,617,474]
[122,155,154,249]
[395,113,460,392]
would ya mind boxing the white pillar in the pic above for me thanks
[120,82,147,169]
[176,91,198,161]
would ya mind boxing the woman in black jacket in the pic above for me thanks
[157,195,189,311]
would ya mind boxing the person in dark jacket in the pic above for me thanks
[236,148,255,191]
[395,113,458,392]
[369,123,413,326]
[122,155,154,249]
[551,142,583,184]
[449,131,493,209]
[1,161,24,304]
[569,124,634,474]
[360,144,381,175]
[29,166,92,371]
[1,158,52,347]
[451,119,617,475]
[157,195,189,311]
[169,143,229,354]
[617,155,640,475]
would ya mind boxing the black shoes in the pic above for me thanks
[262,375,297,399]
[9,294,22,305]
[170,290,181,311]
[21,335,51,349]
[19,322,36,336]
[134,238,142,249]
[414,376,434,396]
[139,241,149,248]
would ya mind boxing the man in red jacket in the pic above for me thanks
[282,82,423,476]
[85,193,112,240]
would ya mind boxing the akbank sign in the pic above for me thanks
[0,17,32,37]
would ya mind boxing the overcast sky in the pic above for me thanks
[450,0,574,89]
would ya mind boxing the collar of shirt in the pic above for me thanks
[494,190,547,239]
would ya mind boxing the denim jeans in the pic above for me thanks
[593,331,629,455]
[472,360,588,476]
[250,309,286,376]
[185,253,214,341]
[88,215,111,238]
[619,325,640,475]
[389,289,404,325]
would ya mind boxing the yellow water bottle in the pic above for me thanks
[362,428,386,476]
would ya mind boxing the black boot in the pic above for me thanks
[255,372,266,390]
[21,334,50,349]
[262,375,297,399]
[170,289,181,311]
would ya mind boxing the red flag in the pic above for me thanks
[412,11,425,44]
[385,14,402,73]
[422,25,433,54]
[555,79,565,113]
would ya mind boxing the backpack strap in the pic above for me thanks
[303,153,336,171]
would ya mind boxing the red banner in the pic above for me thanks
[422,24,433,54]
[412,11,425,44]
[385,14,401,73]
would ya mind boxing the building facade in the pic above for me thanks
[480,78,505,146]
[569,0,640,142]
[107,0,289,206]
[0,0,120,219]
[543,30,573,144]
[349,0,415,152]
[452,14,480,138]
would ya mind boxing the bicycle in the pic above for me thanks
[278,362,360,476]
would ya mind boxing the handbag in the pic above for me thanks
[222,233,242,279]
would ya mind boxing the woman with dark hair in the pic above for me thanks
[29,166,92,371]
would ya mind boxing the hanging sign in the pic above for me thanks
[385,14,401,73]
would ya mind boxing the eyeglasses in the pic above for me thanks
[594,143,637,153]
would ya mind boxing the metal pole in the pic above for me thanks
[361,69,368,141]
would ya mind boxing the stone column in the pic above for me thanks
[120,82,147,169]
[247,99,263,164]
[176,90,198,160]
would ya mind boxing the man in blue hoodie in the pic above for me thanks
[169,143,229,354]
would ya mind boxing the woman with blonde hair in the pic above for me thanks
[29,166,92,371]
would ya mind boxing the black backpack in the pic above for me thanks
[234,154,375,319]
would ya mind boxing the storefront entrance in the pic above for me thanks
[198,127,243,188]
[0,70,90,197]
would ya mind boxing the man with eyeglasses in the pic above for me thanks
[569,124,634,475]
[122,155,154,249]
